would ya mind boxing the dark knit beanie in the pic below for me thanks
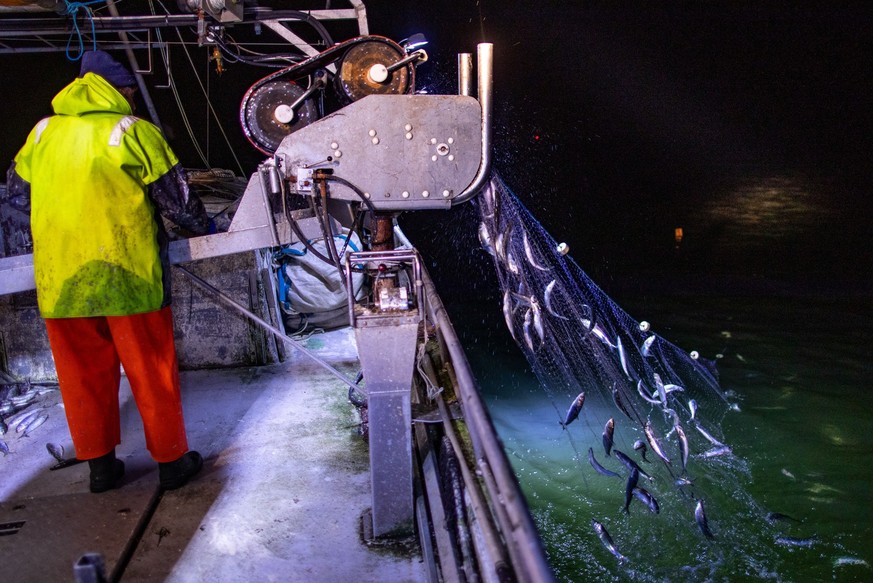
[78,51,137,88]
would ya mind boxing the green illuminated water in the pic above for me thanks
[461,293,872,581]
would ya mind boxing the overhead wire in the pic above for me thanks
[151,0,245,175]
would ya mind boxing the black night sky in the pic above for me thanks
[368,2,873,295]
[2,2,872,293]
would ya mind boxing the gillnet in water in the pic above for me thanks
[478,173,790,580]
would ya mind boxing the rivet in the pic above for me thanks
[421,190,430,198]
[401,191,410,198]
[368,129,376,137]
[330,142,338,149]
[372,137,380,145]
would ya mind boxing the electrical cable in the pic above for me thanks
[322,174,377,214]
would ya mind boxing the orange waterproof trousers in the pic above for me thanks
[44,306,189,462]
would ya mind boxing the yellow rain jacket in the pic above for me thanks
[13,73,180,318]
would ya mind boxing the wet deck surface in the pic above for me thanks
[1,328,427,582]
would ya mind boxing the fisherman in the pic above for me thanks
[0,51,210,493]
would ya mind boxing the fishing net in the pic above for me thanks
[478,172,790,580]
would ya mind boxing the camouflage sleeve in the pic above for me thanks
[1,162,33,256]
[148,163,210,235]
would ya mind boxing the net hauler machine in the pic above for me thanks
[0,2,551,580]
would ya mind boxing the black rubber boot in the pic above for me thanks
[88,450,125,493]
[158,451,203,491]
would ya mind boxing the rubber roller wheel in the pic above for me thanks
[241,80,319,154]
[335,41,410,103]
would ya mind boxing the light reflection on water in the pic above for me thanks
[699,175,835,241]
[672,173,867,284]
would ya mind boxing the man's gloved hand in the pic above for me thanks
[207,218,217,235]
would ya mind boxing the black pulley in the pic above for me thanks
[240,80,319,154]
[335,41,411,103]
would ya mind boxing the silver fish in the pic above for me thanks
[633,439,649,463]
[507,251,520,275]
[591,519,628,562]
[481,180,497,218]
[22,413,48,436]
[641,335,656,357]
[478,222,495,256]
[663,407,681,438]
[636,380,661,405]
[522,231,549,271]
[632,487,660,514]
[695,500,715,539]
[543,280,568,320]
[495,226,509,264]
[689,399,699,420]
[644,422,671,465]
[0,440,9,456]
[652,373,667,406]
[582,319,616,349]
[13,409,41,433]
[614,449,653,481]
[588,447,621,478]
[502,291,516,340]
[664,384,684,394]
[523,309,535,352]
[700,445,732,458]
[530,298,545,344]
[10,392,38,407]
[694,422,726,447]
[602,418,615,457]
[562,392,585,427]
[676,424,689,472]
[612,386,633,421]
[46,442,65,462]
[7,408,39,430]
[617,337,631,380]
[623,467,640,513]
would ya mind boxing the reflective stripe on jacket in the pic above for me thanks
[13,72,178,318]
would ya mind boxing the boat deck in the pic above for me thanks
[1,327,427,582]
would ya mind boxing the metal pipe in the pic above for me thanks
[175,266,361,393]
[105,0,163,130]
[420,264,554,582]
[458,52,472,97]
[433,386,509,580]
[257,163,281,247]
[452,43,493,205]
[418,350,506,571]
